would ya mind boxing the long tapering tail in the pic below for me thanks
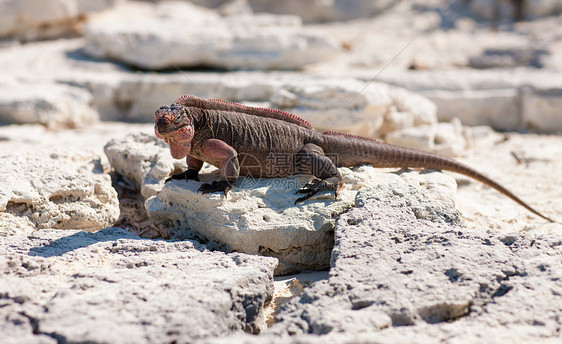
[322,131,554,222]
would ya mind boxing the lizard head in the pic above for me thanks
[154,104,194,159]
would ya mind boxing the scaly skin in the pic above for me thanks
[154,95,554,222]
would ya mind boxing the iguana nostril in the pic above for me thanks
[157,117,169,127]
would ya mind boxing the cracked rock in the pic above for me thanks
[0,150,119,235]
[0,228,277,343]
[263,186,562,341]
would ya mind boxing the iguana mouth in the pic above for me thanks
[156,122,188,135]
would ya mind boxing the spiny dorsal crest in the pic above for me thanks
[175,95,313,129]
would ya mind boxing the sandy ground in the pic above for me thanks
[454,131,562,235]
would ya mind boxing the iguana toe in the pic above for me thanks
[294,178,342,204]
[294,180,326,204]
[198,181,232,196]
[165,169,199,183]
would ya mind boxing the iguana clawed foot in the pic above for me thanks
[165,169,199,183]
[294,178,341,204]
[198,181,232,196]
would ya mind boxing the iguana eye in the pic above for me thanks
[173,113,183,123]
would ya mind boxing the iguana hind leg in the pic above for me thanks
[294,143,343,203]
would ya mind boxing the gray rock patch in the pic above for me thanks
[263,184,561,341]
[0,227,277,343]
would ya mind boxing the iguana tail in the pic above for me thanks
[321,131,554,222]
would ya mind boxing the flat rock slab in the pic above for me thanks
[83,1,340,70]
[376,69,562,133]
[0,150,119,235]
[0,82,98,129]
[240,0,399,23]
[0,227,277,343]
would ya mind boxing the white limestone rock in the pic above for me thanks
[423,88,520,131]
[0,0,119,41]
[194,0,400,23]
[381,85,439,135]
[105,133,458,275]
[270,80,389,137]
[146,167,458,275]
[90,72,437,134]
[104,132,186,200]
[270,80,437,138]
[378,69,562,133]
[521,86,562,132]
[385,119,470,157]
[0,228,278,342]
[0,82,98,129]
[109,72,281,122]
[83,1,340,70]
[0,151,119,235]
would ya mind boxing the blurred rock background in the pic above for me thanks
[2,0,562,133]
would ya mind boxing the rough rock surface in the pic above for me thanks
[197,181,561,343]
[149,168,457,276]
[261,186,561,342]
[0,151,119,235]
[2,1,562,342]
[0,0,118,41]
[0,227,278,343]
[106,132,459,275]
[104,132,186,200]
[83,1,340,70]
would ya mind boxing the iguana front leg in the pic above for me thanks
[197,139,240,196]
[294,143,343,203]
[165,156,203,183]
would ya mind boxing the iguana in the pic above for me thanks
[154,95,553,222]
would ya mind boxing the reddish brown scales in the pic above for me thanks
[175,95,313,129]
